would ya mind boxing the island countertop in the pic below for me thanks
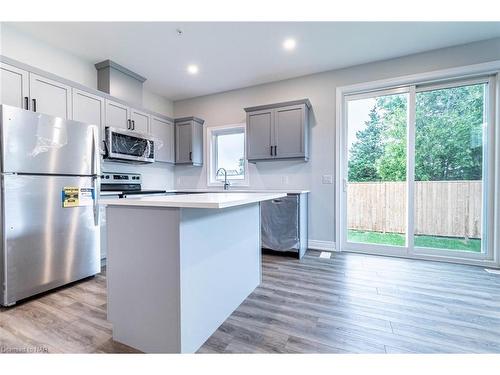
[100,192,287,209]
[172,188,310,194]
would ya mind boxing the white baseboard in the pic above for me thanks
[308,240,336,252]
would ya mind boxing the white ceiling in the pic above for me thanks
[6,22,500,101]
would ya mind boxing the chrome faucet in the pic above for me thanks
[216,168,230,190]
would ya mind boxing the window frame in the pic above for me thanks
[207,123,249,187]
[336,63,500,268]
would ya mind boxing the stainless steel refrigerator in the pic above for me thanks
[0,105,100,306]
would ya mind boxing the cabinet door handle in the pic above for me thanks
[273,145,277,156]
[132,120,135,131]
[24,97,29,110]
[32,98,37,112]
[127,119,131,130]
[189,151,192,161]
[270,146,273,156]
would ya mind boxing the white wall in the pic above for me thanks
[0,23,174,116]
[0,23,175,189]
[174,37,500,246]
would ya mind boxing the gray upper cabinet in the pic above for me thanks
[1,57,176,163]
[72,88,105,134]
[105,99,152,135]
[175,117,204,166]
[1,63,71,119]
[130,108,150,134]
[245,99,310,162]
[246,109,274,160]
[274,104,307,159]
[1,62,29,109]
[29,73,72,119]
[150,116,175,163]
[191,119,204,166]
[105,99,130,130]
[175,121,192,164]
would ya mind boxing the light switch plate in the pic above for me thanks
[281,176,289,185]
[322,175,333,184]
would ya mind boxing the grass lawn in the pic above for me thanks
[348,230,481,252]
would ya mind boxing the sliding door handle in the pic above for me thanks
[32,98,37,112]
[24,97,29,110]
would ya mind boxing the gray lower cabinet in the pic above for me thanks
[175,117,204,166]
[245,99,310,162]
[1,62,29,109]
[150,115,175,163]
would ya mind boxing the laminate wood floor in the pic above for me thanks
[2,250,500,353]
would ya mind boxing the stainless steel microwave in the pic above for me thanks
[104,127,155,163]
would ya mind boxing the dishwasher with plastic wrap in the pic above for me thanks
[261,193,308,258]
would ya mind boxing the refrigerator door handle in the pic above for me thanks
[93,175,99,227]
[91,126,100,227]
[91,126,100,176]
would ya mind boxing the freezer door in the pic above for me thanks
[1,175,100,305]
[1,105,99,175]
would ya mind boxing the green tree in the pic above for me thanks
[348,83,484,183]
[238,157,245,176]
[414,84,484,181]
[375,94,407,181]
[348,107,384,182]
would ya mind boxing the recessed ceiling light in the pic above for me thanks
[187,64,199,75]
[283,38,296,51]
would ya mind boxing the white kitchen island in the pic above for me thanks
[100,192,286,353]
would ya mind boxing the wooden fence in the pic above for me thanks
[347,181,482,239]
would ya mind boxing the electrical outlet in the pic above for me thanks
[322,175,333,184]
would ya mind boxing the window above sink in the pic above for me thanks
[207,123,249,187]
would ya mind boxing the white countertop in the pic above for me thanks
[99,188,310,197]
[173,188,310,194]
[100,192,287,209]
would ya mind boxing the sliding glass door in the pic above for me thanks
[412,79,492,260]
[341,76,495,264]
[344,88,409,255]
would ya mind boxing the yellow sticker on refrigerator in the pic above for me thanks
[62,187,94,208]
